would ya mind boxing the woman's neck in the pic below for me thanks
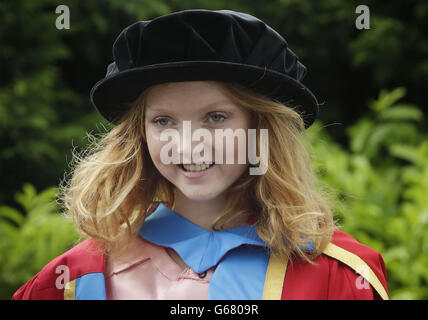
[172,188,250,231]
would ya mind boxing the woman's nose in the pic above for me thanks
[174,121,213,163]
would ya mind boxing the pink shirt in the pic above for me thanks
[105,237,214,300]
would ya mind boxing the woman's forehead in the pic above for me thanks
[144,81,241,113]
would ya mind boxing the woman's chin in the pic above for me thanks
[177,187,224,202]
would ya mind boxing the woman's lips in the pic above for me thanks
[176,163,216,179]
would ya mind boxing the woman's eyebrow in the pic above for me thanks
[146,100,235,114]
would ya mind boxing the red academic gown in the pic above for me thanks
[282,230,388,299]
[12,229,388,300]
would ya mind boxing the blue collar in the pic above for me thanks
[138,203,269,274]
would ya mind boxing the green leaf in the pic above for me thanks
[388,144,423,165]
[369,87,407,113]
[347,118,374,153]
[379,105,423,122]
[14,183,37,212]
[0,206,24,226]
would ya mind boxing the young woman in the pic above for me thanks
[13,9,388,300]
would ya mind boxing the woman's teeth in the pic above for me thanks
[181,163,214,172]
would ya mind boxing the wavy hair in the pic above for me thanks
[58,81,337,263]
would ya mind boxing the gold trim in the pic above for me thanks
[323,242,389,300]
[64,279,76,300]
[262,254,288,300]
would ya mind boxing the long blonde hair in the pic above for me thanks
[58,81,337,263]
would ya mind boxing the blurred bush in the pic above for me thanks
[304,87,428,299]
[0,183,79,299]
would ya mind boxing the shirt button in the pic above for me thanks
[198,271,207,279]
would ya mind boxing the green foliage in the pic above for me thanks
[0,184,80,299]
[304,87,428,299]
[0,0,117,206]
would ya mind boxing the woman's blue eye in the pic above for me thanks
[209,113,226,123]
[153,113,226,126]
[153,118,172,126]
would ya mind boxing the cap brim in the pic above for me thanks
[90,61,318,128]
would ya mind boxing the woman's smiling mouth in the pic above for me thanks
[177,163,216,178]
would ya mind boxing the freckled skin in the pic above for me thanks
[144,81,253,232]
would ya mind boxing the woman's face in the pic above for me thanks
[144,81,252,202]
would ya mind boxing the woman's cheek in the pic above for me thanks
[145,127,163,164]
